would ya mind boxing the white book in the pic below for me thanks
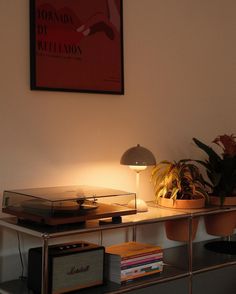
[121,261,163,275]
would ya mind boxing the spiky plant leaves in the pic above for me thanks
[169,187,179,200]
[151,159,208,202]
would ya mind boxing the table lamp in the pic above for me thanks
[120,144,156,212]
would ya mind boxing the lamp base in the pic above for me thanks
[128,198,148,212]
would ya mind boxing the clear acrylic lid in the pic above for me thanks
[3,185,135,202]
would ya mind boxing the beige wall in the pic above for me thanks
[0,0,235,282]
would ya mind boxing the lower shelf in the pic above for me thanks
[0,265,188,294]
[164,235,236,274]
[1,236,235,294]
[0,279,31,294]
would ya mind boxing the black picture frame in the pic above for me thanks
[30,0,124,94]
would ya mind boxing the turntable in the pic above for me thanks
[2,186,136,226]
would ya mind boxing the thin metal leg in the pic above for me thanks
[226,235,231,242]
[188,216,193,294]
[42,234,50,294]
[132,225,137,242]
[100,230,103,245]
[125,227,129,242]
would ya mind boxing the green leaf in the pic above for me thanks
[193,138,222,163]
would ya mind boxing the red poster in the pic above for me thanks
[30,0,124,94]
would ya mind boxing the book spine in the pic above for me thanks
[121,261,163,276]
[121,257,163,270]
[121,267,163,282]
[121,249,163,260]
[121,252,163,266]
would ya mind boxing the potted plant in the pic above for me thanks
[151,160,208,242]
[192,134,236,237]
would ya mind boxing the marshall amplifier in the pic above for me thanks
[28,241,104,294]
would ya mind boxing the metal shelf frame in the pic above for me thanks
[0,203,235,294]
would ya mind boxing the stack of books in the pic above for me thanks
[105,241,163,284]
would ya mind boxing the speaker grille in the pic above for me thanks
[52,249,104,293]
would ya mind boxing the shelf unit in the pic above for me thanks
[0,203,235,294]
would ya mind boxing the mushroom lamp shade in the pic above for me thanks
[120,144,156,170]
[120,144,156,212]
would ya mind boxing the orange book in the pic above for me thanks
[105,242,163,284]
[105,242,162,259]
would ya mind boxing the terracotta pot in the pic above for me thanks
[158,197,205,242]
[209,195,236,206]
[165,217,199,242]
[158,197,205,209]
[205,195,236,236]
[205,211,236,237]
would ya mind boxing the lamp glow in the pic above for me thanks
[129,165,147,172]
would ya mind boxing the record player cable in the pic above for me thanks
[16,232,27,281]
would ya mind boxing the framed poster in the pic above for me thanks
[30,0,124,94]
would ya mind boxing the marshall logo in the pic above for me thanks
[67,265,90,275]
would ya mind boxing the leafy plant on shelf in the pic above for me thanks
[192,134,236,205]
[151,159,209,202]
